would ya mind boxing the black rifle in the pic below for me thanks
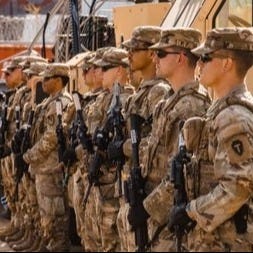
[15,106,21,132]
[13,109,34,202]
[83,83,122,208]
[72,92,94,154]
[170,121,193,252]
[107,84,125,197]
[62,92,94,187]
[0,90,14,158]
[124,113,148,252]
[56,99,66,166]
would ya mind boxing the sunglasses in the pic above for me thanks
[83,68,91,74]
[199,53,231,63]
[155,50,181,59]
[101,66,116,72]
[43,76,54,82]
[199,54,213,63]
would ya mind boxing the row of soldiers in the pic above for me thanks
[0,25,252,252]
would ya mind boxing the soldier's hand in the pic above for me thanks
[14,153,29,173]
[167,204,196,234]
[107,140,124,162]
[127,203,150,230]
[0,145,11,158]
[62,148,77,167]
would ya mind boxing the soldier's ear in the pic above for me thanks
[222,57,233,73]
[149,50,155,59]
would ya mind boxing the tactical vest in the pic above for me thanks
[31,93,71,146]
[146,84,210,176]
[192,93,253,199]
[125,78,171,138]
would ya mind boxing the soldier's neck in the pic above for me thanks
[141,63,156,81]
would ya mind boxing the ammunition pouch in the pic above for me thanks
[183,117,205,153]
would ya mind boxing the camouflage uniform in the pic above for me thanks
[10,61,49,251]
[117,26,173,252]
[71,87,104,250]
[72,48,111,252]
[181,28,253,251]
[136,28,211,252]
[92,47,134,252]
[23,63,72,251]
[0,56,35,236]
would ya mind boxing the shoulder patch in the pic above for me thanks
[225,134,253,164]
[231,140,244,156]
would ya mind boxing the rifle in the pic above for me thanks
[72,92,93,154]
[0,90,15,158]
[62,92,94,187]
[13,109,34,202]
[56,99,66,169]
[83,83,122,208]
[170,121,193,252]
[124,113,148,252]
[15,106,21,132]
[107,83,125,197]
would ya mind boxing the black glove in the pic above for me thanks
[127,204,150,230]
[107,140,125,162]
[93,129,109,150]
[62,148,77,167]
[11,129,25,154]
[168,204,196,234]
[14,153,29,174]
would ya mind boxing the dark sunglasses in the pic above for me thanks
[83,68,91,74]
[155,50,181,59]
[199,54,213,63]
[43,76,54,82]
[200,53,231,63]
[102,66,116,72]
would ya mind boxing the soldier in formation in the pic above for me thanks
[168,27,253,252]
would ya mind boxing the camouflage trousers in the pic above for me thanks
[20,173,42,236]
[72,169,87,249]
[116,200,136,252]
[1,155,23,228]
[95,183,120,252]
[35,173,70,251]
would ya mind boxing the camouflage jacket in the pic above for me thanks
[23,90,72,175]
[186,85,253,251]
[142,81,211,225]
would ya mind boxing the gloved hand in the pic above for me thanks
[167,204,196,234]
[127,203,150,230]
[107,140,124,162]
[11,128,25,154]
[62,148,77,167]
[14,153,29,173]
[0,145,11,158]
